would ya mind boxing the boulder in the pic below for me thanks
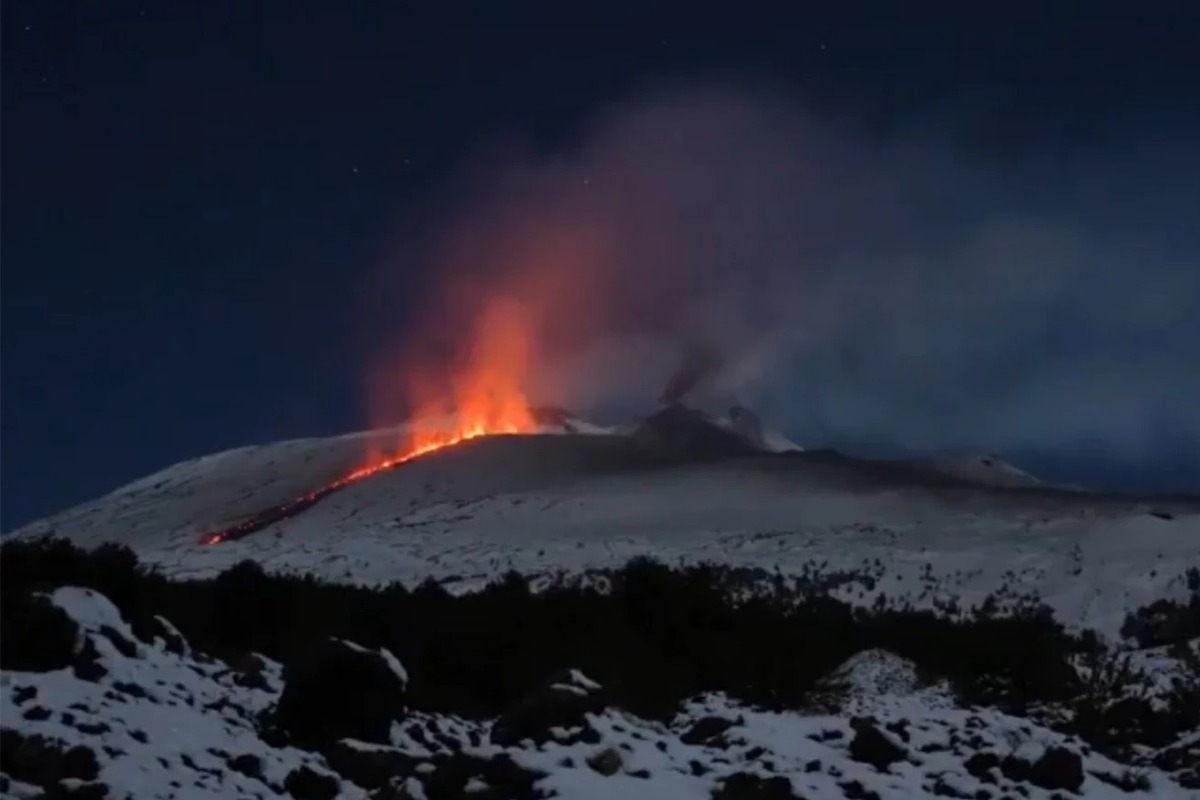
[0,594,80,672]
[325,740,421,790]
[713,771,800,799]
[847,717,907,771]
[0,729,99,788]
[284,766,340,800]
[680,716,735,746]
[273,638,408,747]
[1028,746,1084,793]
[490,669,605,746]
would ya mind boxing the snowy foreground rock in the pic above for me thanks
[2,586,1197,799]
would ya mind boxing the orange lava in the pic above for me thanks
[366,296,539,471]
[199,299,541,546]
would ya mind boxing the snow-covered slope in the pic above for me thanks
[8,417,1200,638]
[926,454,1044,489]
[3,586,1195,799]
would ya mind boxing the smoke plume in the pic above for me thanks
[365,81,1200,480]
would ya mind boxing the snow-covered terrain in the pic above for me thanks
[8,411,1198,638]
[4,407,1199,799]
[2,585,1195,799]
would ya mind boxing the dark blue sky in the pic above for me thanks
[4,2,1199,529]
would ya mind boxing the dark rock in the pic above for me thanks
[577,724,603,745]
[284,766,341,800]
[586,747,622,776]
[840,780,883,800]
[965,752,1001,779]
[228,652,272,691]
[274,638,408,747]
[22,706,52,721]
[111,681,150,700]
[228,754,264,780]
[805,760,822,773]
[713,771,800,799]
[0,594,80,673]
[681,716,735,746]
[931,777,972,798]
[138,615,189,655]
[1028,747,1083,793]
[848,718,907,771]
[71,639,107,683]
[884,719,911,743]
[423,752,545,800]
[0,729,100,788]
[490,669,605,747]
[39,780,110,799]
[325,740,420,790]
[1001,756,1032,783]
[368,778,424,800]
[73,722,110,736]
[13,686,38,705]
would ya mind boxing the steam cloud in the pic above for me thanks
[366,81,1200,476]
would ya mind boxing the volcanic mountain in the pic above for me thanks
[3,405,1199,799]
[6,404,1197,632]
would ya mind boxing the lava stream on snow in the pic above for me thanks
[196,425,528,546]
[199,296,543,546]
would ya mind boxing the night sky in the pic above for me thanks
[4,3,1200,529]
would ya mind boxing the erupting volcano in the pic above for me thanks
[199,299,541,546]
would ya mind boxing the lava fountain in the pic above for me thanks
[198,299,540,546]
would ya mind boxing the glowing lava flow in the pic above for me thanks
[196,423,531,546]
[197,297,542,546]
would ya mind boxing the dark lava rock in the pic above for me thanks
[228,652,272,691]
[110,681,151,701]
[586,747,623,776]
[22,706,52,721]
[284,766,341,800]
[0,729,100,787]
[840,780,883,800]
[681,716,735,746]
[228,753,264,780]
[136,615,190,656]
[369,778,425,800]
[965,752,1001,780]
[274,638,408,747]
[13,686,38,705]
[713,771,800,799]
[490,669,605,747]
[423,752,545,800]
[325,741,421,790]
[1028,747,1084,793]
[848,718,907,771]
[0,594,80,672]
[71,639,107,683]
[39,781,111,799]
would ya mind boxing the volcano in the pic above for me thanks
[7,402,1197,636]
[5,404,1200,799]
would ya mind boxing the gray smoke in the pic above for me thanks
[372,81,1200,471]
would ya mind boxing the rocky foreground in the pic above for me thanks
[2,583,1197,800]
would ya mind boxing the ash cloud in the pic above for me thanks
[369,82,1200,480]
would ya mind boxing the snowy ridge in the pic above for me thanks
[9,421,1200,640]
[2,586,1195,799]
